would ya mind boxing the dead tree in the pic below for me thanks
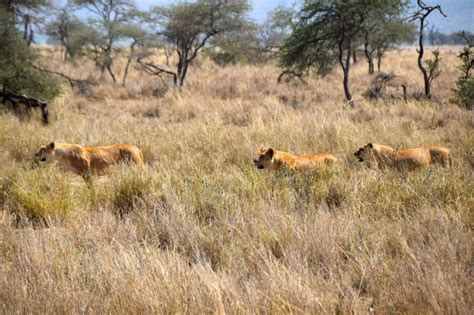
[411,0,446,98]
[364,72,408,101]
[1,91,49,124]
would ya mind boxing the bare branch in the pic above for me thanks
[277,69,307,84]
[457,31,474,48]
[32,65,97,88]
[137,58,177,87]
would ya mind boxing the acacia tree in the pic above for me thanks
[45,8,90,62]
[71,0,138,83]
[6,0,52,46]
[0,0,59,123]
[139,0,250,87]
[119,24,148,86]
[280,1,386,107]
[373,20,415,73]
[361,1,414,74]
[453,32,474,109]
[411,0,446,98]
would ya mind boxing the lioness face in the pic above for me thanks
[354,143,373,162]
[35,142,55,162]
[253,147,276,170]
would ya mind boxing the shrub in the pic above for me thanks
[112,169,154,217]
[0,168,75,226]
[453,46,474,109]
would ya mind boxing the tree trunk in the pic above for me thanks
[376,48,382,72]
[23,14,29,43]
[338,35,354,107]
[122,43,135,87]
[106,64,116,83]
[104,49,116,83]
[164,48,170,66]
[353,49,358,63]
[364,42,375,74]
[179,61,189,87]
[416,12,431,98]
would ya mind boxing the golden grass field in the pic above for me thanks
[0,46,472,313]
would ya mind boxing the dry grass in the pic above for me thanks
[0,47,472,313]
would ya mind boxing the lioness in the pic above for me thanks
[253,147,338,170]
[354,143,451,171]
[35,142,144,181]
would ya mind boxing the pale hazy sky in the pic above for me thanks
[53,0,473,33]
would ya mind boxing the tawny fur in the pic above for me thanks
[354,143,451,171]
[427,145,452,167]
[35,142,144,180]
[253,147,338,171]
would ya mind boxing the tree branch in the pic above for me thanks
[32,65,97,89]
[137,58,177,86]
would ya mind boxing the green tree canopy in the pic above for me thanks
[70,0,141,82]
[0,2,59,102]
[279,0,411,106]
[361,1,415,73]
[139,0,250,87]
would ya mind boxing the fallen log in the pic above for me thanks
[0,91,49,124]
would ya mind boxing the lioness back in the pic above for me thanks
[85,144,144,172]
[300,153,338,165]
[393,148,431,170]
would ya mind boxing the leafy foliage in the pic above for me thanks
[425,49,441,84]
[139,0,250,86]
[0,5,59,101]
[279,1,408,105]
[70,0,141,82]
[361,2,415,74]
[208,5,295,66]
[453,33,474,109]
[45,8,91,61]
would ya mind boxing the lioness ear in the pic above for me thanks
[367,143,373,148]
[265,148,274,158]
[47,142,55,149]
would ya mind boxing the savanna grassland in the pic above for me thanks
[0,47,472,313]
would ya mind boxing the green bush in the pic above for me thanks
[453,46,474,109]
[0,8,60,102]
[0,168,75,226]
[112,170,154,217]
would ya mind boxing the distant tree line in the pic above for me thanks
[1,0,472,122]
[428,29,474,46]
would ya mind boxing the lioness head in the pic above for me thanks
[253,147,277,170]
[35,142,56,162]
[354,143,374,162]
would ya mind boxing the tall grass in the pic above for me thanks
[0,47,472,313]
